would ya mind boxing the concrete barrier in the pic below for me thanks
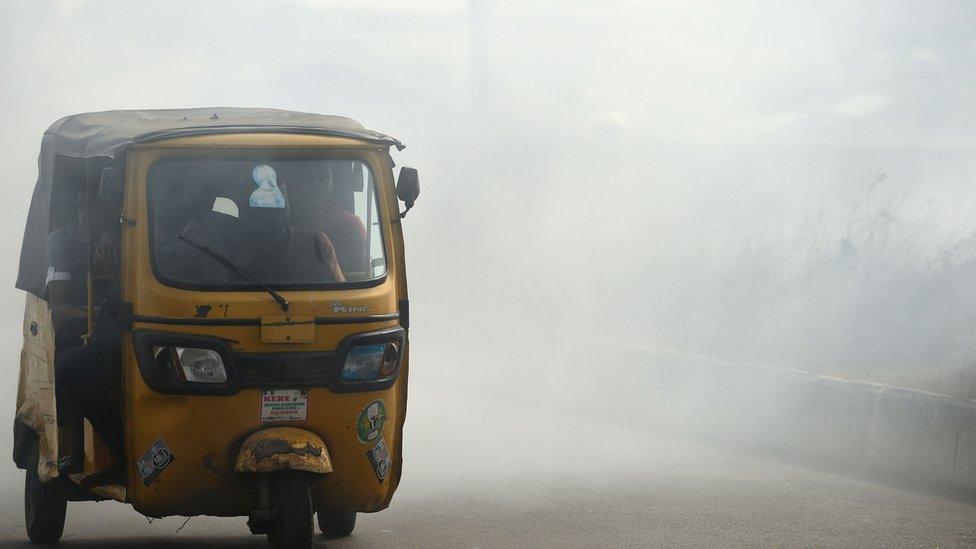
[953,408,976,490]
[610,343,976,494]
[863,388,967,485]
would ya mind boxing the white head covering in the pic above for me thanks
[211,197,240,218]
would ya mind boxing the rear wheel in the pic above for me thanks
[317,511,356,538]
[24,441,67,545]
[267,472,312,549]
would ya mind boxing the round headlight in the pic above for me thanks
[379,342,400,377]
[341,341,401,382]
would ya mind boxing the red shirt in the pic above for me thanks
[321,205,368,275]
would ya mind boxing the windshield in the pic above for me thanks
[149,157,386,289]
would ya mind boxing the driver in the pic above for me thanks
[245,164,344,284]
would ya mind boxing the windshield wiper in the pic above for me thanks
[178,235,289,312]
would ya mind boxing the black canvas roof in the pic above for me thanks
[42,107,404,159]
[16,108,403,297]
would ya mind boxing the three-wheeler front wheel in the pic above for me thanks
[267,471,313,549]
[24,440,66,545]
[317,511,356,538]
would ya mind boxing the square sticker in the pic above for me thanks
[136,438,175,486]
[367,437,391,482]
[261,389,308,422]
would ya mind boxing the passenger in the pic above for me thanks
[308,165,368,275]
[157,190,241,284]
[46,191,88,359]
[47,191,90,474]
[182,196,241,282]
[53,182,124,482]
[53,249,123,483]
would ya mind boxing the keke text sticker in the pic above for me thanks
[261,389,309,422]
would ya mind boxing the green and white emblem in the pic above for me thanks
[356,400,387,443]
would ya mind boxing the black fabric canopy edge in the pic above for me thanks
[16,108,404,297]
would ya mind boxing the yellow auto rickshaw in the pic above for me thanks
[13,108,418,547]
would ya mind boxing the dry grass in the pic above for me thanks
[648,172,976,398]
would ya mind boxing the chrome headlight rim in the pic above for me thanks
[340,340,401,382]
[133,330,239,396]
[332,326,405,393]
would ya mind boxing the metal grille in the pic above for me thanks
[234,352,338,388]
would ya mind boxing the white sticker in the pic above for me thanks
[261,389,308,422]
[249,164,286,208]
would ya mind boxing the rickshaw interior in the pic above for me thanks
[41,154,124,480]
[47,155,119,329]
[149,157,386,288]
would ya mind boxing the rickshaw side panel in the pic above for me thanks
[14,293,59,481]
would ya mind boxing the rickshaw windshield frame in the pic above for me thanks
[145,152,389,292]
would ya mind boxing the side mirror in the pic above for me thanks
[396,167,419,218]
[98,167,124,212]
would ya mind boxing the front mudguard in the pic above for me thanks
[235,427,333,475]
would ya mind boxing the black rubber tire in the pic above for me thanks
[267,472,313,549]
[24,441,67,545]
[317,511,356,538]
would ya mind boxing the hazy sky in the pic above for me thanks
[4,1,975,148]
[2,5,976,540]
[1,0,975,376]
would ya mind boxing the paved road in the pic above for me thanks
[1,386,974,547]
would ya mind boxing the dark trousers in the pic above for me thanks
[54,339,123,459]
[54,316,87,362]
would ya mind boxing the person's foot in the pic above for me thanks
[80,462,125,488]
[57,425,85,475]
[58,454,84,475]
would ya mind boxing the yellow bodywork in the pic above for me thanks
[261,316,315,343]
[235,427,333,474]
[113,133,407,517]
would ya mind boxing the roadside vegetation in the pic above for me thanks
[448,138,976,400]
[660,171,976,400]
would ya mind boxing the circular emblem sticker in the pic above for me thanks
[151,446,172,469]
[356,400,387,443]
